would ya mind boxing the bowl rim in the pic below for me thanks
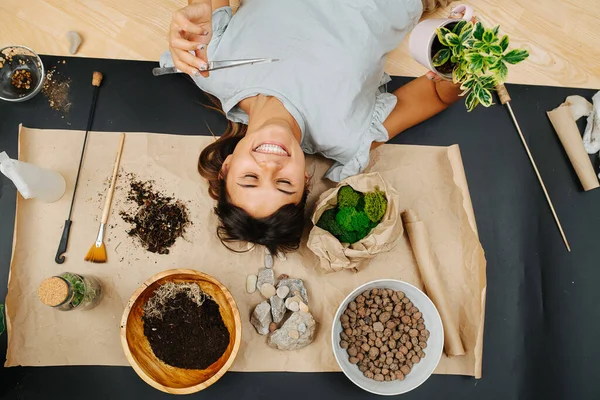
[120,268,242,395]
[0,45,45,102]
[331,279,444,396]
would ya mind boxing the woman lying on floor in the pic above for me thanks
[163,0,463,254]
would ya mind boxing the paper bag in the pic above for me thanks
[306,172,402,273]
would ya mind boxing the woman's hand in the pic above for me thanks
[169,1,213,77]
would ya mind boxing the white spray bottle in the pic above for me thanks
[0,151,66,203]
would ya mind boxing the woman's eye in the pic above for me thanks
[277,180,291,185]
[244,174,258,179]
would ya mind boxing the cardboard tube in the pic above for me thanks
[402,210,465,356]
[547,105,599,191]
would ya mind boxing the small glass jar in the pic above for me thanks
[38,272,103,311]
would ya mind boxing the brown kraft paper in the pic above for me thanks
[306,172,403,273]
[402,210,465,356]
[5,126,486,378]
[547,105,599,191]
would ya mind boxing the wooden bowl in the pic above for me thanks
[120,269,242,394]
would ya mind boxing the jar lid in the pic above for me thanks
[38,276,69,307]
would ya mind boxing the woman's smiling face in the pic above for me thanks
[222,120,307,218]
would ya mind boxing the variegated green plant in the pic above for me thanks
[432,20,529,111]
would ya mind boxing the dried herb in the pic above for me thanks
[42,66,71,112]
[120,180,190,254]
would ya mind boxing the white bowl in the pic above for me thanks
[331,279,444,396]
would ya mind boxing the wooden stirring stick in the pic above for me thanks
[496,83,571,252]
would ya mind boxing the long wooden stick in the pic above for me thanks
[101,133,126,225]
[496,84,571,252]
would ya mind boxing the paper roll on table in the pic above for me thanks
[402,210,465,356]
[547,96,599,191]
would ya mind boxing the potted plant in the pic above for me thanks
[432,20,529,111]
[409,6,529,111]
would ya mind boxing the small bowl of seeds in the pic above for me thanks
[0,45,45,102]
[332,279,443,396]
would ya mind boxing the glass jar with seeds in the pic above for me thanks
[37,272,103,311]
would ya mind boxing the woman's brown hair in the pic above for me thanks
[198,94,308,254]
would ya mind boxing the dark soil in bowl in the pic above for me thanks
[430,22,457,76]
[143,292,230,370]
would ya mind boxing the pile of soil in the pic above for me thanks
[120,180,191,254]
[143,290,230,370]
[42,66,72,112]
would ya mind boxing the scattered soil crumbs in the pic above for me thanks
[143,282,230,370]
[11,69,32,89]
[42,66,72,112]
[119,179,191,254]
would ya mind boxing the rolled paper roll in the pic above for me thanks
[547,103,599,191]
[402,210,466,356]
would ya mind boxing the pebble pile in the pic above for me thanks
[248,250,316,350]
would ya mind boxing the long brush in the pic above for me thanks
[55,71,103,264]
[85,133,126,263]
[496,83,571,252]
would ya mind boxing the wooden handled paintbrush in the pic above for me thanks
[85,133,126,263]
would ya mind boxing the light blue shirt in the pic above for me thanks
[162,0,422,181]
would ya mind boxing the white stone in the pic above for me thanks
[66,31,82,55]
[270,295,286,324]
[288,330,299,339]
[264,253,274,269]
[298,302,309,313]
[298,323,307,334]
[246,274,258,294]
[256,268,275,290]
[287,301,299,312]
[251,301,272,335]
[260,283,277,299]
[276,286,290,299]
[285,295,305,312]
[268,311,317,350]
[277,279,308,304]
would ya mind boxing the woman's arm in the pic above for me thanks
[374,76,462,149]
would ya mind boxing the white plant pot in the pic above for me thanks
[409,4,473,80]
